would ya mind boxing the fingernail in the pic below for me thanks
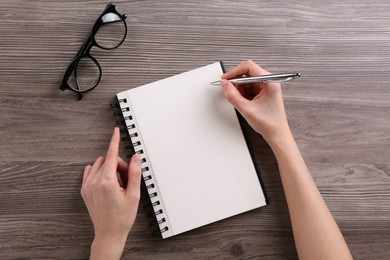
[113,127,119,135]
[133,154,140,165]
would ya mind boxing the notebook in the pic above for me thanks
[115,62,268,239]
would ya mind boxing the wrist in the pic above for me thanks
[263,126,301,163]
[264,126,294,150]
[90,234,127,260]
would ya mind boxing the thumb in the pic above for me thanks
[125,154,142,203]
[220,79,249,113]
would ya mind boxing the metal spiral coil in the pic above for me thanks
[112,96,168,236]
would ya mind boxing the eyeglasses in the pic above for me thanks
[60,3,127,100]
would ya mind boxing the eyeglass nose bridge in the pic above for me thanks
[75,34,95,58]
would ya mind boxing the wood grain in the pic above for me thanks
[1,0,389,259]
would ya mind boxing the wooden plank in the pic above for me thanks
[0,0,389,259]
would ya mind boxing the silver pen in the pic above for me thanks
[210,72,301,85]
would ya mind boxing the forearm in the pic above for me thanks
[267,130,352,260]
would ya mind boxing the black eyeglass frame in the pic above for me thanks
[60,3,127,100]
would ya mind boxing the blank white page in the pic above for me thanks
[118,62,266,238]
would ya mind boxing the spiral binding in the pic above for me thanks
[112,97,169,235]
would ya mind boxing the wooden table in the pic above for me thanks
[1,1,389,259]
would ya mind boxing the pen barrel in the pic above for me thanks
[229,73,300,85]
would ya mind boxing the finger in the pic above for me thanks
[82,164,92,187]
[125,154,142,203]
[222,60,269,80]
[103,127,120,174]
[221,79,250,113]
[118,156,129,173]
[89,156,105,177]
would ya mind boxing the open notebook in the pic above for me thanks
[116,62,267,239]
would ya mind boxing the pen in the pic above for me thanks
[210,72,301,85]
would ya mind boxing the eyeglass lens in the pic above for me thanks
[95,12,126,49]
[67,57,101,92]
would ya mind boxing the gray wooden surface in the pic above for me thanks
[1,0,389,259]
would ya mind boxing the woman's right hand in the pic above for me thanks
[222,61,353,260]
[220,60,292,145]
